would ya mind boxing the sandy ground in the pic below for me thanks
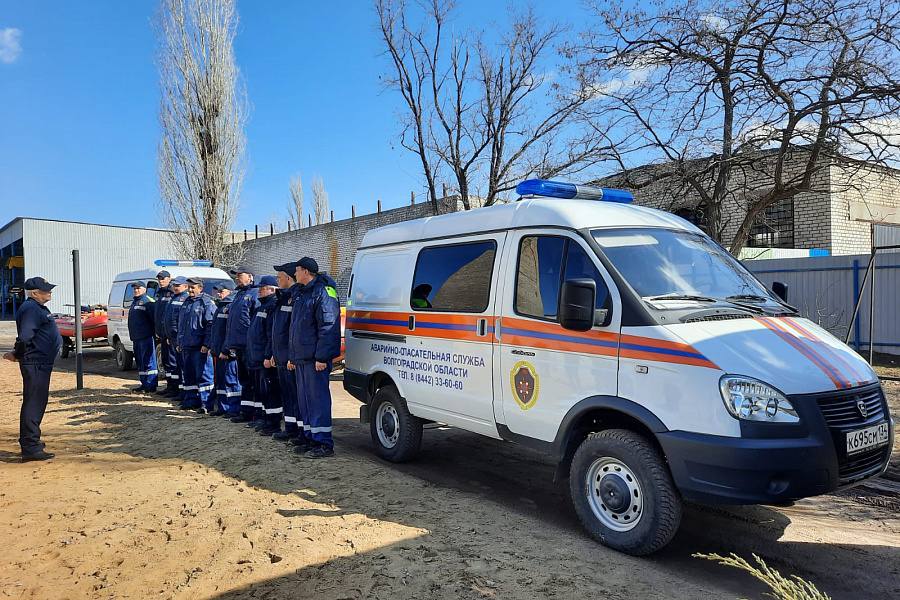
[0,341,898,599]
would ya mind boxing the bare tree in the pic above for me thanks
[312,176,330,225]
[157,0,246,265]
[573,0,900,253]
[376,0,605,210]
[288,174,304,228]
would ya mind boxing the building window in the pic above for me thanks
[410,240,496,312]
[748,197,794,248]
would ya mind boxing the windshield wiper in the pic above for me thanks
[725,294,770,303]
[646,294,717,302]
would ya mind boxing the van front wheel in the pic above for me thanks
[370,386,422,462]
[569,429,682,556]
[115,340,134,371]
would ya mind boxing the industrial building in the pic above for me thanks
[0,217,178,317]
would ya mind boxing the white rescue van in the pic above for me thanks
[343,179,895,555]
[107,260,231,370]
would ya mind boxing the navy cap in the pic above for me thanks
[24,277,56,292]
[156,270,171,279]
[273,262,299,277]
[297,257,319,274]
[258,275,278,287]
[171,276,188,285]
[132,281,147,288]
[229,265,253,276]
[185,276,203,286]
[213,280,235,292]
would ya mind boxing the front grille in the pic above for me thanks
[839,447,890,482]
[816,385,886,429]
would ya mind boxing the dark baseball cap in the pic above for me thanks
[132,281,147,288]
[228,265,253,276]
[156,270,171,279]
[186,276,204,286]
[171,276,188,285]
[212,280,235,292]
[273,262,299,277]
[297,257,319,274]
[24,277,56,292]
[258,275,278,287]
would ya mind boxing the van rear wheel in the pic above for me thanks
[569,429,681,556]
[370,386,422,462]
[114,340,134,371]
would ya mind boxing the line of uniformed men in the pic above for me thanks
[126,257,341,458]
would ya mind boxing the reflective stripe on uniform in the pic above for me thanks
[198,384,214,392]
[217,314,228,319]
[284,416,297,423]
[279,305,292,312]
[225,391,242,397]
[265,407,283,415]
[216,390,226,395]
[240,400,254,406]
[169,374,180,380]
[256,311,267,318]
[139,370,159,376]
[172,301,184,306]
[181,385,198,391]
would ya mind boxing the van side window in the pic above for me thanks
[515,236,566,320]
[123,283,136,309]
[147,280,159,298]
[564,242,611,310]
[410,240,496,312]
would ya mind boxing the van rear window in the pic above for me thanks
[411,240,496,312]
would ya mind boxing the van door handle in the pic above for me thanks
[408,315,415,331]
[477,318,487,337]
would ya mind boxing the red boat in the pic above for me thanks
[55,306,108,357]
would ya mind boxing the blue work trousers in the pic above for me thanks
[278,365,304,438]
[295,360,333,449]
[214,356,241,414]
[236,349,256,418]
[181,348,213,409]
[133,337,158,391]
[252,367,282,426]
[159,337,179,390]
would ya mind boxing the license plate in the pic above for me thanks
[846,422,890,456]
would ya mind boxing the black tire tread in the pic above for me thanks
[370,386,423,463]
[569,428,681,556]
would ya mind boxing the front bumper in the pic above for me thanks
[658,383,894,505]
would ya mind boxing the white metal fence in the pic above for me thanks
[746,253,900,356]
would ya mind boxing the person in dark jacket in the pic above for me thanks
[3,277,62,462]
[127,281,157,393]
[223,267,259,423]
[270,264,303,444]
[164,277,189,402]
[153,270,178,396]
[177,277,216,412]
[287,257,341,458]
[247,275,282,435]
[206,281,239,416]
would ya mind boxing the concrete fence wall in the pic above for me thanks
[746,253,900,355]
[235,198,457,301]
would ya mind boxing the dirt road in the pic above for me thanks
[1,346,898,599]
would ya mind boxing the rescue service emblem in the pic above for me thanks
[510,360,540,410]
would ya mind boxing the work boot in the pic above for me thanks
[230,414,251,423]
[22,450,55,462]
[304,446,335,459]
[292,441,315,454]
[210,409,227,417]
[195,407,208,415]
[272,431,292,441]
[132,386,148,393]
[259,426,279,436]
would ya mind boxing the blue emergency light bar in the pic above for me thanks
[154,259,213,267]
[515,178,633,203]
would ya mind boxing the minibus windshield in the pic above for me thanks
[592,228,775,303]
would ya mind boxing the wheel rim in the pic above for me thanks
[116,345,124,367]
[376,402,400,449]
[585,456,643,532]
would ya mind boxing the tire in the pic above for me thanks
[369,386,423,462]
[569,429,682,556]
[60,337,72,359]
[115,340,134,371]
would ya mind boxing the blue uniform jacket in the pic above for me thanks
[270,286,296,365]
[164,291,189,342]
[127,294,156,341]
[247,293,277,367]
[224,284,259,352]
[14,298,62,365]
[177,293,216,350]
[208,295,233,356]
[153,287,173,338]
[288,273,341,363]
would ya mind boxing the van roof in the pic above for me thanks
[112,266,232,282]
[360,197,701,249]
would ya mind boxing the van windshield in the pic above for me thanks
[592,228,775,303]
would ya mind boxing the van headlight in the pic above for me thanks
[719,376,799,423]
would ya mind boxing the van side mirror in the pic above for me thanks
[772,281,788,302]
[560,279,596,332]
